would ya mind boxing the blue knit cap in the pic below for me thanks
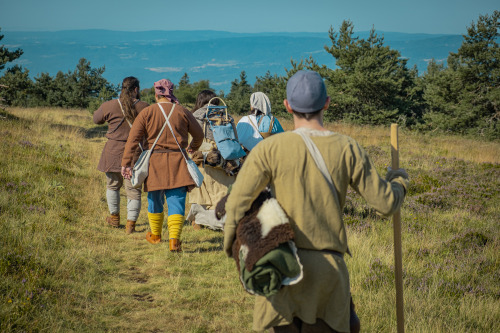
[286,70,327,113]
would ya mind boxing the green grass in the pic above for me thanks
[1,107,499,332]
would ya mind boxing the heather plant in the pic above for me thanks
[0,107,499,332]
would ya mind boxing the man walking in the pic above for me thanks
[223,70,409,332]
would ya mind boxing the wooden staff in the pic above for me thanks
[391,123,405,333]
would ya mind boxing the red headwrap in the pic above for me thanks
[154,79,179,103]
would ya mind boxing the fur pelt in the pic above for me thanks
[216,189,295,272]
[192,148,242,176]
[191,151,204,165]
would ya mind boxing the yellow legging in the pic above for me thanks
[167,214,183,240]
[147,212,183,239]
[148,212,164,236]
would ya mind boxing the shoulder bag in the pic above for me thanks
[158,103,204,187]
[249,114,275,139]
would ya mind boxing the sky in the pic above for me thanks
[0,0,498,35]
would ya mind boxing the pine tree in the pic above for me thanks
[71,58,116,109]
[32,72,57,107]
[253,70,287,117]
[60,58,117,109]
[174,73,213,106]
[0,28,23,72]
[323,21,420,125]
[226,71,252,115]
[423,10,499,139]
[0,65,32,107]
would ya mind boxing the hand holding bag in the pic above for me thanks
[130,149,152,188]
[130,105,171,188]
[158,103,204,187]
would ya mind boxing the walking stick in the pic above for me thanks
[391,123,405,333]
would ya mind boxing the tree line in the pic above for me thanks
[1,11,498,140]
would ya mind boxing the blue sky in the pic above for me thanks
[0,0,498,34]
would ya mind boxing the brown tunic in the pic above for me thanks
[122,102,204,192]
[93,99,149,173]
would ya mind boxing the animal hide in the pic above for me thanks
[216,189,303,295]
[193,148,242,176]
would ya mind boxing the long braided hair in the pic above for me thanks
[119,77,140,123]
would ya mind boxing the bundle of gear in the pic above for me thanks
[192,97,246,176]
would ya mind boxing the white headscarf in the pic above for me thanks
[250,92,271,116]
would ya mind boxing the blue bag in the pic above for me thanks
[206,97,246,161]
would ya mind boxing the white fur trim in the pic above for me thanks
[257,198,289,238]
[240,244,249,262]
[281,241,304,286]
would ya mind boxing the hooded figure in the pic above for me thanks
[236,92,284,151]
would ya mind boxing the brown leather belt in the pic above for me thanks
[152,148,183,153]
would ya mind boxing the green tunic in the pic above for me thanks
[223,128,408,332]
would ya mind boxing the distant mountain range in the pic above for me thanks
[2,29,463,93]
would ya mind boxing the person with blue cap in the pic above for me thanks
[223,70,409,332]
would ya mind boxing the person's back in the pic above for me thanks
[122,79,204,251]
[93,76,148,234]
[236,92,284,151]
[188,90,237,231]
[93,99,148,143]
[224,70,408,333]
[227,128,404,254]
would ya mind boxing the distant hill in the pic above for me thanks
[2,29,463,93]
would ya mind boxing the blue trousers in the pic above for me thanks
[147,187,187,216]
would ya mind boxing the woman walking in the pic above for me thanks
[93,76,148,234]
[236,92,284,151]
[121,79,204,252]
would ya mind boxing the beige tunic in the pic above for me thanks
[188,164,235,207]
[93,99,149,172]
[122,102,204,192]
[223,129,408,332]
[189,106,236,207]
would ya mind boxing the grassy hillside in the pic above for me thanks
[1,107,499,332]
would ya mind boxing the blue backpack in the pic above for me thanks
[206,97,246,161]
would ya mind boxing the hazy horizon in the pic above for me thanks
[1,0,498,35]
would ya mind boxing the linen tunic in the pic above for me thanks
[236,114,284,151]
[122,102,204,192]
[223,129,408,332]
[93,99,149,172]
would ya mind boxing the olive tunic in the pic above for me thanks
[223,128,408,332]
[93,99,149,172]
[122,102,204,192]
